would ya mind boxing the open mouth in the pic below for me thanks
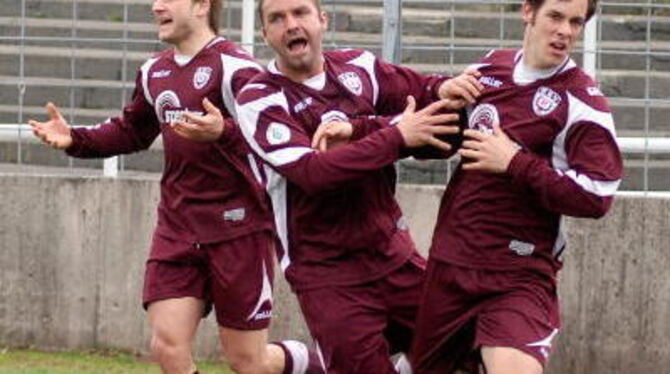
[287,37,308,52]
[157,18,173,27]
[549,41,567,52]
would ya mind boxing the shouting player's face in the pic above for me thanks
[152,0,206,46]
[523,0,588,69]
[261,0,328,79]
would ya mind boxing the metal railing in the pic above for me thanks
[1,0,668,190]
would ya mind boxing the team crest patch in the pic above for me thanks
[193,66,213,89]
[266,122,291,145]
[468,103,499,134]
[338,71,363,96]
[533,87,561,116]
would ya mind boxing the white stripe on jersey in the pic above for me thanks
[246,153,263,184]
[266,147,314,166]
[561,169,621,197]
[236,90,315,167]
[347,51,379,106]
[220,54,262,121]
[264,164,291,272]
[551,92,620,197]
[140,57,160,106]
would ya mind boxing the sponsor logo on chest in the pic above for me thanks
[532,86,561,116]
[154,90,205,123]
[193,66,213,90]
[468,103,499,134]
[338,71,363,96]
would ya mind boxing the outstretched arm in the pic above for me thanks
[29,102,73,149]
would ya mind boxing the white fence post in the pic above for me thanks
[583,14,598,79]
[382,0,402,64]
[242,0,256,55]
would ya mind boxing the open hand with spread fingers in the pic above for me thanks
[397,96,461,151]
[459,124,521,173]
[28,102,73,150]
[171,97,225,142]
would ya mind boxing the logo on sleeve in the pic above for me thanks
[532,87,561,116]
[193,66,213,89]
[266,122,291,145]
[468,103,499,134]
[338,71,363,96]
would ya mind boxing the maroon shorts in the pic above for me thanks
[411,259,560,373]
[143,230,275,330]
[296,253,426,374]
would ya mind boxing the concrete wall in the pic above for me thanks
[1,168,668,373]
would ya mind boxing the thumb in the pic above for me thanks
[202,97,220,116]
[403,96,417,116]
[492,123,506,138]
[46,102,64,122]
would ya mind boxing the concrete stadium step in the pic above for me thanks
[6,1,669,43]
[4,15,668,72]
[344,6,670,41]
[0,104,116,126]
[5,41,668,98]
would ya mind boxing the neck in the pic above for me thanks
[174,26,216,56]
[277,55,325,83]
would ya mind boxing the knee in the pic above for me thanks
[151,333,190,363]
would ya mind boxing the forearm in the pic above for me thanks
[507,151,616,218]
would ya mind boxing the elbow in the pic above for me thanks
[580,197,613,219]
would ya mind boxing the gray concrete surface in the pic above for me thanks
[0,166,668,372]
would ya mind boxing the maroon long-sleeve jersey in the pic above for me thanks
[66,37,273,245]
[430,49,623,275]
[235,49,448,290]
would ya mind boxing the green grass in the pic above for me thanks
[0,348,232,374]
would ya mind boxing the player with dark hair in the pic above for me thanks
[228,0,482,372]
[410,0,622,373]
[28,0,322,373]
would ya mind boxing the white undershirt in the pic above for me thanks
[513,52,570,85]
[174,54,193,66]
[268,59,327,91]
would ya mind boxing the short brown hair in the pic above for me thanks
[194,0,221,33]
[257,0,322,25]
[526,0,598,22]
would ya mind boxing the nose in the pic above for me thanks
[557,20,572,38]
[285,14,299,31]
[152,0,164,14]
